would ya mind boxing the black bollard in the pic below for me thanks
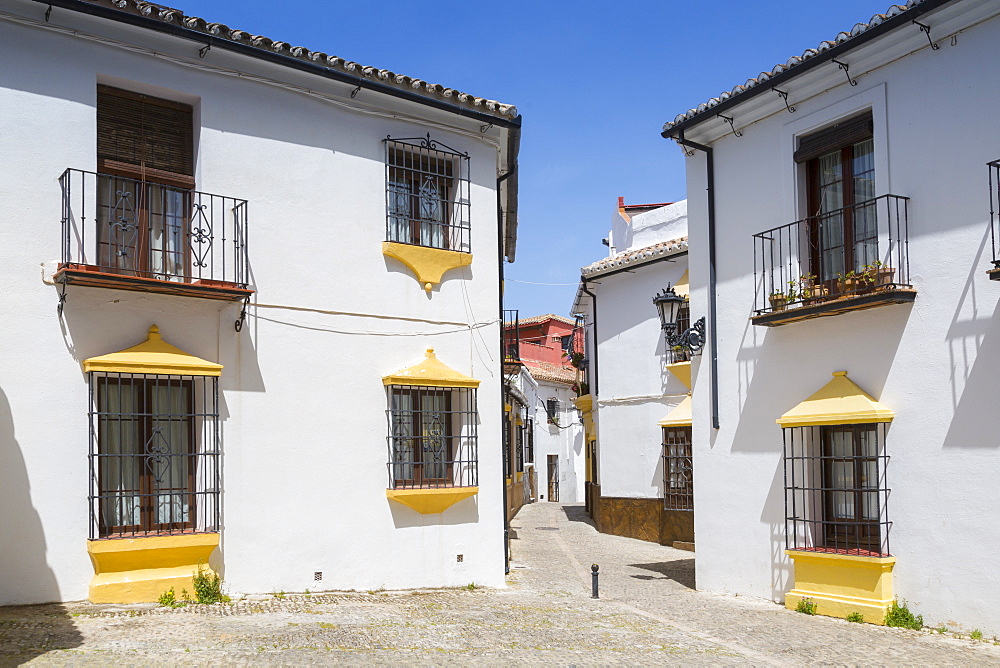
[591,563,599,599]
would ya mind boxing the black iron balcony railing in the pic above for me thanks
[752,194,912,319]
[989,160,1000,280]
[59,169,249,297]
[502,309,521,363]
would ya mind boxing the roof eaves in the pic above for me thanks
[581,238,688,278]
[661,0,954,139]
[46,0,519,125]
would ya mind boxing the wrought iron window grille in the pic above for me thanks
[88,372,221,539]
[988,160,1000,278]
[545,399,561,425]
[384,134,471,253]
[662,427,693,511]
[752,194,911,316]
[60,169,249,289]
[783,423,891,557]
[385,384,478,490]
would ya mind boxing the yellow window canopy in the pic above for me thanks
[382,349,480,388]
[777,371,893,428]
[659,394,692,427]
[83,325,222,377]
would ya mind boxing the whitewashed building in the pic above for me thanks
[572,199,695,547]
[0,0,520,604]
[662,0,1000,631]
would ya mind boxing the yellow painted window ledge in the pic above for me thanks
[784,549,896,624]
[87,533,220,604]
[382,241,472,292]
[386,487,479,514]
[665,361,691,389]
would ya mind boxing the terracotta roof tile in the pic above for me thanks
[80,0,517,120]
[581,237,688,277]
[662,1,922,133]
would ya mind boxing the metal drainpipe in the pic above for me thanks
[497,167,516,575]
[579,280,598,396]
[674,130,720,430]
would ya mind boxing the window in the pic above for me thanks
[783,423,890,556]
[796,113,876,286]
[385,135,470,252]
[386,385,478,489]
[560,335,572,352]
[525,418,534,464]
[546,399,560,425]
[96,85,195,282]
[515,419,524,474]
[89,373,219,538]
[662,427,693,510]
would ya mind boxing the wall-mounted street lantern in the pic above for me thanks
[653,285,706,356]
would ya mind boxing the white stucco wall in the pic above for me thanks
[610,200,688,254]
[0,2,511,604]
[576,199,690,503]
[683,4,1000,633]
[532,380,584,503]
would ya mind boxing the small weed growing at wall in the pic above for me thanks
[935,625,948,634]
[465,582,478,590]
[273,591,286,600]
[846,612,865,623]
[795,598,817,615]
[971,629,984,640]
[884,599,923,630]
[158,588,177,608]
[193,563,228,604]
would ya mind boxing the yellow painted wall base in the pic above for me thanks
[784,549,896,624]
[382,241,473,291]
[87,533,220,604]
[386,487,479,514]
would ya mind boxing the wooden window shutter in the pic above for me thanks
[97,85,194,177]
[793,113,873,163]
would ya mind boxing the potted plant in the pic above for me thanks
[671,344,690,362]
[769,290,788,312]
[836,270,861,295]
[860,260,896,290]
[798,274,828,304]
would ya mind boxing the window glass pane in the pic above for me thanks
[420,392,448,480]
[149,383,190,526]
[390,391,415,482]
[99,379,141,529]
[147,185,187,281]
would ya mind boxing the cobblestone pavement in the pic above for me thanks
[4,502,999,666]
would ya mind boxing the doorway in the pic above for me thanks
[547,455,559,502]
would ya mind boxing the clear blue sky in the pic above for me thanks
[180,0,893,318]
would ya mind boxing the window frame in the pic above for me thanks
[662,426,693,511]
[96,85,196,282]
[89,372,220,539]
[384,135,471,253]
[783,422,891,556]
[386,384,478,490]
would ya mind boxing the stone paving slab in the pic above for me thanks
[2,502,999,666]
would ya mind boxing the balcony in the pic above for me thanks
[55,169,251,301]
[989,160,1000,280]
[751,195,915,327]
[502,309,522,373]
